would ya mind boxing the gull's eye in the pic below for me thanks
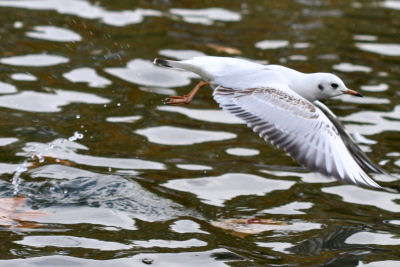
[318,84,324,90]
[331,83,338,89]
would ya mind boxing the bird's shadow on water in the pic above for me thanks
[289,225,387,266]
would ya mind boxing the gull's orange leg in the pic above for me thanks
[164,81,210,105]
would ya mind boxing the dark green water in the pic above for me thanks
[0,0,399,266]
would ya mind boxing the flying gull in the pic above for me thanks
[154,56,387,189]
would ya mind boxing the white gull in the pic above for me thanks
[153,56,386,189]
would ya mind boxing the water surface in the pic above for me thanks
[0,0,399,266]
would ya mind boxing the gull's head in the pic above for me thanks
[313,73,362,100]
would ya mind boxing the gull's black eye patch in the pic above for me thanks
[318,84,324,90]
[331,83,338,89]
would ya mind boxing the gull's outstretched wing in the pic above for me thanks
[213,86,382,189]
[313,100,387,175]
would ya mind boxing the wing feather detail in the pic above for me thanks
[213,86,382,189]
[313,100,387,175]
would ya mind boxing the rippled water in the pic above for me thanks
[0,0,399,266]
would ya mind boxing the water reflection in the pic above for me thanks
[290,226,359,255]
[225,147,259,156]
[345,231,400,245]
[26,25,81,42]
[19,139,165,170]
[133,238,207,248]
[360,83,388,92]
[0,81,17,94]
[10,73,37,81]
[157,106,243,124]
[176,164,212,171]
[135,126,236,146]
[0,89,109,112]
[261,201,313,215]
[0,248,243,267]
[170,8,241,25]
[255,40,289,50]
[0,0,400,265]
[342,105,400,135]
[332,62,372,73]
[15,235,133,250]
[322,185,400,212]
[356,43,400,56]
[63,68,111,88]
[0,0,161,26]
[163,173,295,206]
[170,220,208,234]
[0,54,69,67]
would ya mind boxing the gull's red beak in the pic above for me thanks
[343,89,363,97]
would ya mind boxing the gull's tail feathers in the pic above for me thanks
[153,58,197,70]
[153,57,211,79]
[153,58,175,68]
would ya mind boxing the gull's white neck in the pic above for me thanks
[267,65,321,102]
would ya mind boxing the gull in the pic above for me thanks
[153,56,386,189]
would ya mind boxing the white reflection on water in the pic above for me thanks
[170,8,241,25]
[106,115,142,123]
[358,260,400,267]
[176,164,212,171]
[255,40,289,50]
[0,163,20,175]
[0,53,68,67]
[345,231,400,245]
[341,105,400,135]
[10,73,37,81]
[256,242,293,253]
[19,139,166,170]
[322,185,400,212]
[382,0,400,10]
[0,89,109,112]
[212,219,321,234]
[0,248,241,267]
[26,25,82,42]
[337,94,390,104]
[105,59,196,88]
[163,173,295,206]
[0,0,161,27]
[157,106,243,124]
[135,126,236,146]
[356,43,400,56]
[353,34,377,41]
[259,169,336,184]
[30,164,100,180]
[15,235,133,250]
[138,86,177,95]
[261,201,313,215]
[170,220,208,234]
[133,238,207,248]
[332,62,372,73]
[0,81,17,94]
[225,147,259,156]
[360,83,389,92]
[0,137,18,146]
[63,68,111,88]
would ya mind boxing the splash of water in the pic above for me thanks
[11,131,84,196]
